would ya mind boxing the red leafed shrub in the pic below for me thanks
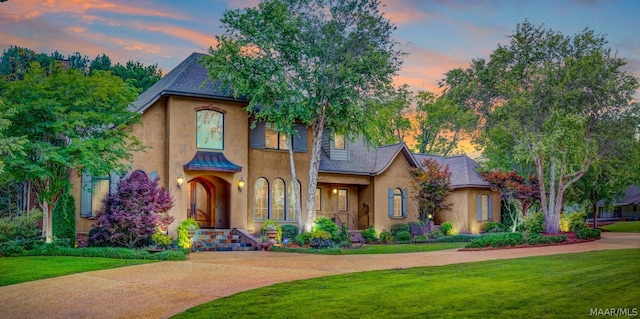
[90,170,174,248]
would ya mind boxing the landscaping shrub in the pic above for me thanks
[311,229,333,248]
[465,232,525,248]
[526,233,551,245]
[390,223,410,237]
[313,216,340,241]
[90,171,174,248]
[482,222,506,233]
[296,231,312,246]
[436,234,479,243]
[362,227,378,243]
[281,224,299,241]
[151,231,173,249]
[523,211,545,234]
[176,218,199,249]
[379,231,393,243]
[560,212,587,232]
[20,244,187,260]
[271,245,342,255]
[395,230,411,242]
[440,222,455,236]
[0,209,44,256]
[261,220,282,241]
[576,228,601,240]
[52,192,76,247]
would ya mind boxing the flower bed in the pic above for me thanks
[460,230,600,251]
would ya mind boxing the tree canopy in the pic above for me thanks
[0,62,143,242]
[202,0,404,230]
[441,21,640,233]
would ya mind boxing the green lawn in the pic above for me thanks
[342,242,465,254]
[600,221,640,233]
[0,256,157,286]
[173,249,640,319]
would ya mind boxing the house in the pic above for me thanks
[71,52,499,238]
[596,185,640,221]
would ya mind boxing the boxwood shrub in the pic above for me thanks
[20,245,187,260]
[465,232,525,248]
[436,234,479,243]
[576,228,601,240]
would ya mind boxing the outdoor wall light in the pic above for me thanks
[177,175,185,189]
[238,177,245,192]
[332,187,338,194]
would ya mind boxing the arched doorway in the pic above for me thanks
[187,176,231,229]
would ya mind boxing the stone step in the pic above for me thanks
[191,229,256,251]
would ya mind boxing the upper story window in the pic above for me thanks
[196,110,223,150]
[265,123,289,150]
[334,134,345,150]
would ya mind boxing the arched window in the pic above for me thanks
[196,110,223,150]
[287,179,301,221]
[254,178,269,221]
[271,178,285,221]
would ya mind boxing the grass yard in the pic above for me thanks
[0,256,157,286]
[342,242,465,254]
[600,221,640,233]
[173,249,640,319]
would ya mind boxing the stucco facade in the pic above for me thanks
[72,52,500,237]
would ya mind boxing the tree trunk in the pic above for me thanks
[39,201,52,243]
[304,115,326,232]
[287,138,303,232]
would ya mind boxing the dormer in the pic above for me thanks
[322,131,348,161]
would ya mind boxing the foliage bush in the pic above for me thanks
[151,231,173,248]
[19,244,187,260]
[271,245,342,255]
[313,216,340,241]
[176,218,199,249]
[395,230,411,242]
[523,211,545,234]
[560,212,587,232]
[525,233,552,245]
[0,209,44,242]
[90,171,174,248]
[311,229,333,248]
[436,234,479,243]
[379,231,393,243]
[362,227,378,243]
[482,222,506,233]
[440,222,455,236]
[281,224,299,241]
[576,228,601,240]
[261,220,282,241]
[296,232,313,246]
[52,192,76,247]
[390,223,410,237]
[465,232,525,248]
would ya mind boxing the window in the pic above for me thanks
[287,180,301,221]
[315,188,322,211]
[393,188,402,217]
[476,194,493,221]
[338,189,348,212]
[388,188,408,218]
[254,178,269,221]
[196,110,223,150]
[81,171,120,217]
[91,177,110,213]
[265,123,289,150]
[271,179,286,220]
[334,134,345,150]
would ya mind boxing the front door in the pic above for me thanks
[188,179,215,228]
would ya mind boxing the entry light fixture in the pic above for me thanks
[177,175,185,189]
[238,177,245,192]
[332,187,338,194]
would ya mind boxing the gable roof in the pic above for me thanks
[318,137,419,176]
[413,153,489,189]
[132,52,245,114]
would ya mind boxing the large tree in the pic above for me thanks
[409,158,452,223]
[202,0,404,231]
[441,21,639,233]
[0,62,143,242]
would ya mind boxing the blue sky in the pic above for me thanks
[1,0,639,93]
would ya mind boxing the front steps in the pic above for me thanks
[191,229,255,251]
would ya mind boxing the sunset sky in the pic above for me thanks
[2,0,639,95]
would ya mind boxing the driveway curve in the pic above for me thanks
[1,232,639,319]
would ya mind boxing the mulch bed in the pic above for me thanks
[459,232,600,251]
